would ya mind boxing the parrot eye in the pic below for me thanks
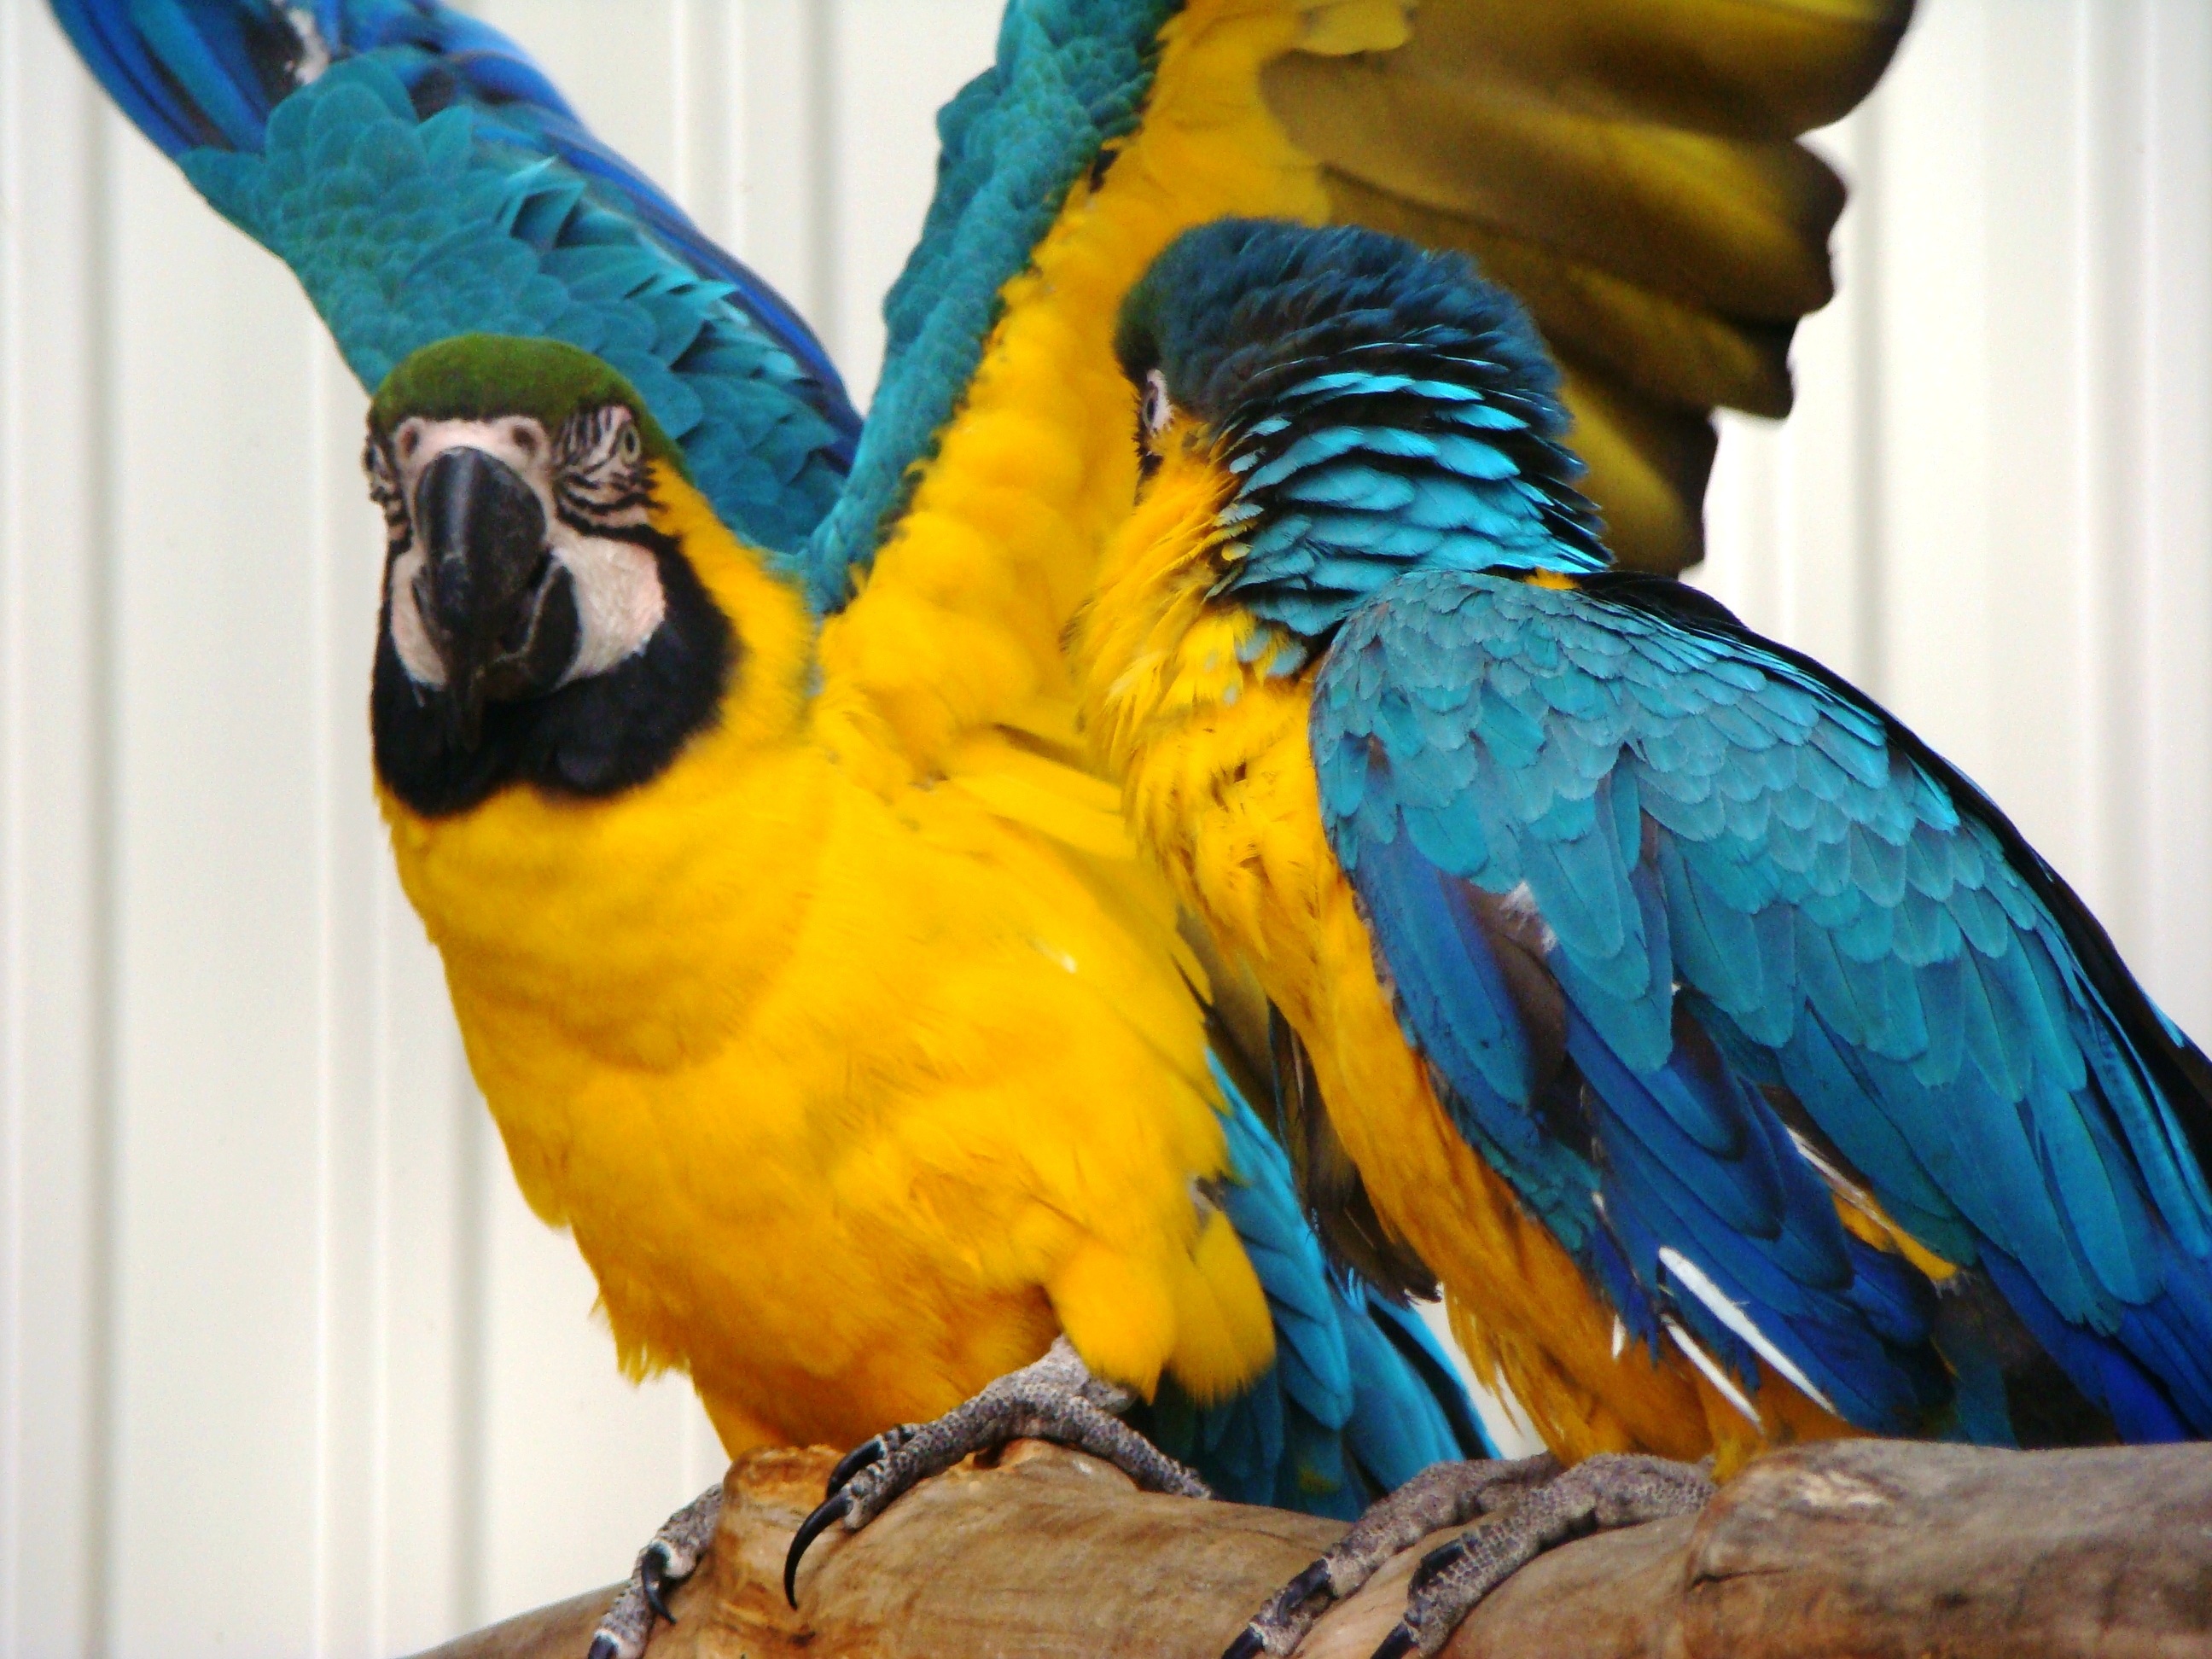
[361,430,405,521]
[508,421,540,458]
[553,404,653,527]
[1141,370,1174,439]
[394,419,423,463]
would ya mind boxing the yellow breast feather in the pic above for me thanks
[382,463,1272,1453]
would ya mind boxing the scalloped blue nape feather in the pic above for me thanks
[1126,218,1610,643]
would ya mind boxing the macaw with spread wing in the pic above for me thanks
[50,0,1497,1649]
[52,0,1913,1654]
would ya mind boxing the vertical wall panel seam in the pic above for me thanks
[722,0,749,253]
[1848,98,1888,700]
[806,0,839,364]
[84,99,120,1659]
[2116,0,2147,928]
[2067,0,2103,902]
[449,1059,486,1631]
[368,431,395,1655]
[2139,0,2212,1022]
[672,0,696,215]
[2137,0,2187,1002]
[307,332,339,1659]
[370,781,395,1657]
[0,0,26,1638]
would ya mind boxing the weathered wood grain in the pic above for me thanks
[409,1439,2212,1659]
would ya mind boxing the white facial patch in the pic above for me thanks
[557,531,667,679]
[383,415,667,688]
[387,544,446,687]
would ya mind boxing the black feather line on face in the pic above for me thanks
[372,522,735,817]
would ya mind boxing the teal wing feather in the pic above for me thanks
[50,0,856,556]
[1315,569,2212,1441]
[796,0,1173,610]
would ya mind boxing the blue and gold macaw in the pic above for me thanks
[1075,216,2212,1657]
[55,0,1916,1651]
[49,0,1496,1647]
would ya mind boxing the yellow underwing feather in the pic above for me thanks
[1261,0,1913,569]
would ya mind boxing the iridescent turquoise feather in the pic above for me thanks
[796,0,1177,611]
[49,0,856,557]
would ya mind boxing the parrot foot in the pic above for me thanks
[1222,1453,1711,1659]
[782,1336,1209,1606]
[1219,1455,1559,1659]
[586,1481,724,1659]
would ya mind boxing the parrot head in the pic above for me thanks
[1106,218,1609,640]
[362,335,739,817]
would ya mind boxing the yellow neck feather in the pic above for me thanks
[379,464,826,1067]
[1078,434,1307,785]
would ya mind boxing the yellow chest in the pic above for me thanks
[389,741,1274,1451]
[372,472,1276,1454]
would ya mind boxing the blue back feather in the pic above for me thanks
[50,0,858,556]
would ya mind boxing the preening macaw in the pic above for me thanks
[50,0,1493,1649]
[1074,216,2212,1657]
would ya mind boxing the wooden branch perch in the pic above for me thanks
[414,1438,2212,1659]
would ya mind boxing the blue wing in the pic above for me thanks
[50,0,858,554]
[1315,568,2212,1443]
[1132,1058,1493,1515]
[796,0,1173,610]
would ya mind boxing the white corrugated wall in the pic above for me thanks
[0,2,2208,1655]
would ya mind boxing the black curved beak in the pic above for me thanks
[411,446,579,749]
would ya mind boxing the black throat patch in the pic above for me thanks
[372,523,736,818]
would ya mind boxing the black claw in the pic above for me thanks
[783,1488,851,1607]
[1371,1627,1418,1659]
[826,1435,886,1497]
[1220,1627,1267,1659]
[1283,1558,1332,1608]
[586,1636,620,1659]
[640,1553,678,1625]
[1409,1534,1470,1594]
